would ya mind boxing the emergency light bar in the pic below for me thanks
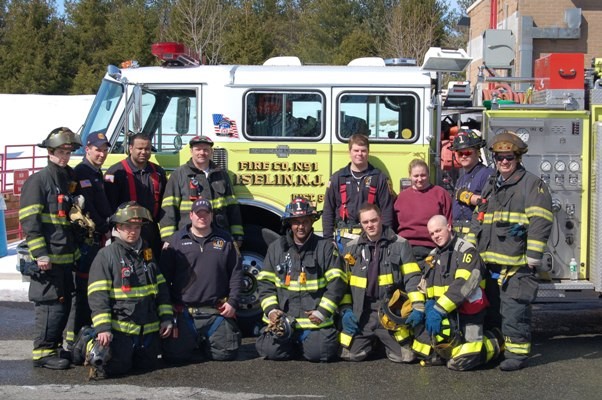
[151,42,200,66]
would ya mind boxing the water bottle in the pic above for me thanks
[569,258,578,281]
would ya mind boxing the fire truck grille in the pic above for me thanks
[213,148,228,171]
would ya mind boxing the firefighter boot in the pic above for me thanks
[33,354,70,370]
[499,355,528,371]
[72,326,96,365]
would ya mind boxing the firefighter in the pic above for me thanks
[65,132,113,349]
[322,134,394,250]
[450,129,494,237]
[255,197,347,362]
[411,215,501,370]
[19,127,82,369]
[159,135,243,246]
[468,131,553,371]
[104,133,166,258]
[339,203,425,363]
[160,198,243,362]
[75,202,173,378]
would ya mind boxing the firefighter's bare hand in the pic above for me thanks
[305,310,324,325]
[37,259,51,271]
[219,302,236,318]
[97,332,112,347]
[268,309,284,323]
[159,321,173,338]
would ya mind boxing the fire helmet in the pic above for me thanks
[431,316,463,360]
[378,289,413,330]
[449,129,486,151]
[488,130,528,155]
[109,201,153,225]
[281,196,322,223]
[267,314,295,343]
[38,127,82,150]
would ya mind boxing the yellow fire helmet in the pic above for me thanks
[378,289,413,331]
[488,130,528,155]
[109,201,153,225]
[431,317,463,360]
[38,127,82,150]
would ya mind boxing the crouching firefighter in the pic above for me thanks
[160,198,243,362]
[73,202,173,378]
[339,203,424,363]
[256,197,347,362]
[411,215,501,370]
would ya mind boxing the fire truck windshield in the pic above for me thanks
[78,79,124,154]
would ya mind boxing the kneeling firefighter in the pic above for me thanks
[73,202,173,378]
[256,197,347,362]
[411,215,501,370]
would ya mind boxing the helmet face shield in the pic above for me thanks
[110,201,153,225]
[39,127,82,150]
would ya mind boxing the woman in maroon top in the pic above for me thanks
[394,159,452,262]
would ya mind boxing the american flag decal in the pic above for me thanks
[212,114,239,138]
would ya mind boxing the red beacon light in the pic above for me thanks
[151,42,200,66]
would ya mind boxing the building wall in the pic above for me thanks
[466,0,602,95]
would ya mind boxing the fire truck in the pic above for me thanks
[76,43,601,328]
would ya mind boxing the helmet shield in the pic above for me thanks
[39,127,82,150]
[281,196,321,224]
[488,130,528,154]
[449,129,485,151]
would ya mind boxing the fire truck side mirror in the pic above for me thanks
[176,97,191,134]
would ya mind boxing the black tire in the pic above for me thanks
[237,224,279,337]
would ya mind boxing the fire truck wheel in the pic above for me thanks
[237,224,280,337]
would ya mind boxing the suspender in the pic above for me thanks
[120,159,161,218]
[338,174,379,222]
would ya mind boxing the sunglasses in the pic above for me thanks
[456,150,474,157]
[494,154,516,162]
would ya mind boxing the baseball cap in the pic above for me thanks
[192,198,212,213]
[189,135,214,147]
[86,133,110,148]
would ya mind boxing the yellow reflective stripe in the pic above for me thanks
[275,278,326,291]
[437,295,456,314]
[40,214,71,226]
[340,293,352,305]
[428,285,448,298]
[451,340,483,359]
[19,204,44,219]
[111,284,159,299]
[318,296,337,314]
[294,317,333,329]
[339,332,353,347]
[160,225,176,238]
[180,200,193,212]
[407,291,425,303]
[158,304,173,316]
[48,253,76,264]
[350,275,367,288]
[112,320,160,335]
[211,197,228,210]
[482,251,526,266]
[378,273,394,286]
[454,226,470,234]
[230,225,244,236]
[88,280,112,296]
[27,237,46,252]
[411,339,431,357]
[393,325,411,342]
[161,196,180,207]
[225,195,239,206]
[402,261,421,275]
[92,312,112,327]
[484,335,497,362]
[505,337,530,355]
[261,295,278,311]
[32,348,57,360]
[454,268,471,280]
[156,274,166,284]
[489,211,529,225]
[257,270,277,283]
[525,206,553,222]
[324,268,347,282]
[465,232,477,245]
[65,331,75,342]
[527,239,546,253]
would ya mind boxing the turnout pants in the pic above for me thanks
[256,326,339,362]
[29,263,74,361]
[485,265,538,361]
[163,309,241,362]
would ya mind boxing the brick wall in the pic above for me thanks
[2,193,21,242]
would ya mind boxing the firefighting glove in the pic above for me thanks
[509,223,527,238]
[405,309,425,328]
[456,189,474,206]
[425,301,444,336]
[341,309,360,335]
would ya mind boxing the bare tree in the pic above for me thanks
[169,0,228,64]
[381,0,447,63]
